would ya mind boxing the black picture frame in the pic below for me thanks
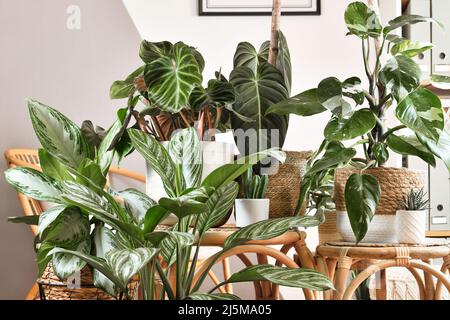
[198,0,321,16]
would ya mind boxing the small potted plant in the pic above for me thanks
[235,168,270,228]
[397,188,429,244]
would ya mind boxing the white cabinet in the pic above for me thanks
[432,0,450,76]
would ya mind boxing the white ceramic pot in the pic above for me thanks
[396,210,427,244]
[336,211,397,243]
[146,141,235,225]
[235,199,270,228]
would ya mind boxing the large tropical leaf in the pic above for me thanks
[391,39,434,58]
[224,216,321,248]
[119,189,156,225]
[233,42,268,72]
[45,207,90,248]
[197,182,239,235]
[396,88,444,142]
[344,1,382,38]
[77,159,106,189]
[230,63,289,155]
[4,167,61,203]
[8,215,39,225]
[386,134,436,167]
[384,15,443,34]
[324,109,376,141]
[275,31,292,94]
[139,40,173,63]
[158,196,207,220]
[109,66,145,99]
[417,130,450,172]
[38,205,67,236]
[379,55,421,101]
[38,149,72,181]
[144,205,169,234]
[93,226,121,297]
[344,173,381,243]
[159,232,194,266]
[27,99,88,168]
[144,42,202,113]
[307,148,356,175]
[168,127,202,189]
[52,239,90,280]
[189,79,235,111]
[222,265,334,291]
[128,129,177,197]
[202,148,286,189]
[187,293,241,300]
[97,120,123,175]
[266,89,327,117]
[317,77,352,115]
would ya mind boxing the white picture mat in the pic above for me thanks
[202,0,317,13]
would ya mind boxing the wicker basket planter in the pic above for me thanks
[265,151,311,218]
[334,167,425,243]
[318,211,342,245]
[37,264,139,300]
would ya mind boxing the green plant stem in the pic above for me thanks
[176,245,183,300]
[155,259,175,300]
[362,39,374,96]
[380,125,407,141]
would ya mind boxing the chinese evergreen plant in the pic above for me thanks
[266,1,450,242]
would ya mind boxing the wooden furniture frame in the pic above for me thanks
[316,242,450,300]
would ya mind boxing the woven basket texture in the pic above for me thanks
[334,167,424,215]
[266,151,312,218]
[38,264,139,300]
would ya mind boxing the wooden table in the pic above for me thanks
[184,225,317,300]
[316,242,450,300]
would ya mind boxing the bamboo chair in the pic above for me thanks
[5,149,231,300]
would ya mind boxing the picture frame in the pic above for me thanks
[198,0,321,16]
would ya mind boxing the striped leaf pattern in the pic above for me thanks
[224,216,321,248]
[144,42,202,113]
[5,167,62,203]
[105,248,158,287]
[225,265,334,291]
[27,99,88,168]
[45,207,90,248]
[119,189,156,225]
[187,293,241,300]
[233,42,268,73]
[98,120,123,174]
[52,238,91,280]
[160,231,195,266]
[197,182,239,235]
[168,127,202,189]
[128,129,178,197]
[38,205,67,236]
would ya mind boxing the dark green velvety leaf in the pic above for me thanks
[189,79,235,110]
[344,1,382,38]
[387,134,436,167]
[344,173,381,243]
[233,42,268,73]
[324,109,376,141]
[109,66,145,99]
[139,40,173,63]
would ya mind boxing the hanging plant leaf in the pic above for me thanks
[344,173,381,243]
[324,109,376,141]
[395,88,444,142]
[344,1,382,39]
[27,99,89,168]
[379,55,421,101]
[5,167,62,203]
[386,134,436,167]
[230,63,289,155]
[144,42,202,113]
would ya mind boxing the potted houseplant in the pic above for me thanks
[397,188,429,244]
[266,1,450,243]
[6,99,137,299]
[7,118,335,299]
[235,168,270,228]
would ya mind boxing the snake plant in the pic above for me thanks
[401,188,429,211]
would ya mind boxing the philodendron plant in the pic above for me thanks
[6,99,124,282]
[6,104,333,299]
[266,1,450,242]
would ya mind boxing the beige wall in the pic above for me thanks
[0,0,401,299]
[0,0,143,299]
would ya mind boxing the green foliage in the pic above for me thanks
[242,168,269,199]
[401,188,429,211]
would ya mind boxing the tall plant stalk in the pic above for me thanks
[268,0,282,65]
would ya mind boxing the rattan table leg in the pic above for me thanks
[327,258,338,282]
[406,267,426,300]
[333,255,353,300]
[316,256,332,300]
[222,258,233,294]
[375,269,387,300]
[422,259,436,300]
[435,255,450,300]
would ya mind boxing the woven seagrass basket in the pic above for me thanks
[334,167,425,215]
[265,151,312,219]
[37,264,139,300]
[318,211,342,245]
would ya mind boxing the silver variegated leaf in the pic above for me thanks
[105,248,158,287]
[128,129,177,197]
[187,293,241,300]
[45,207,90,248]
[160,231,195,266]
[168,127,202,189]
[27,99,89,168]
[98,120,122,174]
[38,205,67,236]
[52,238,91,280]
[224,216,321,248]
[197,182,239,235]
[119,189,156,225]
[225,265,334,291]
[5,167,61,203]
